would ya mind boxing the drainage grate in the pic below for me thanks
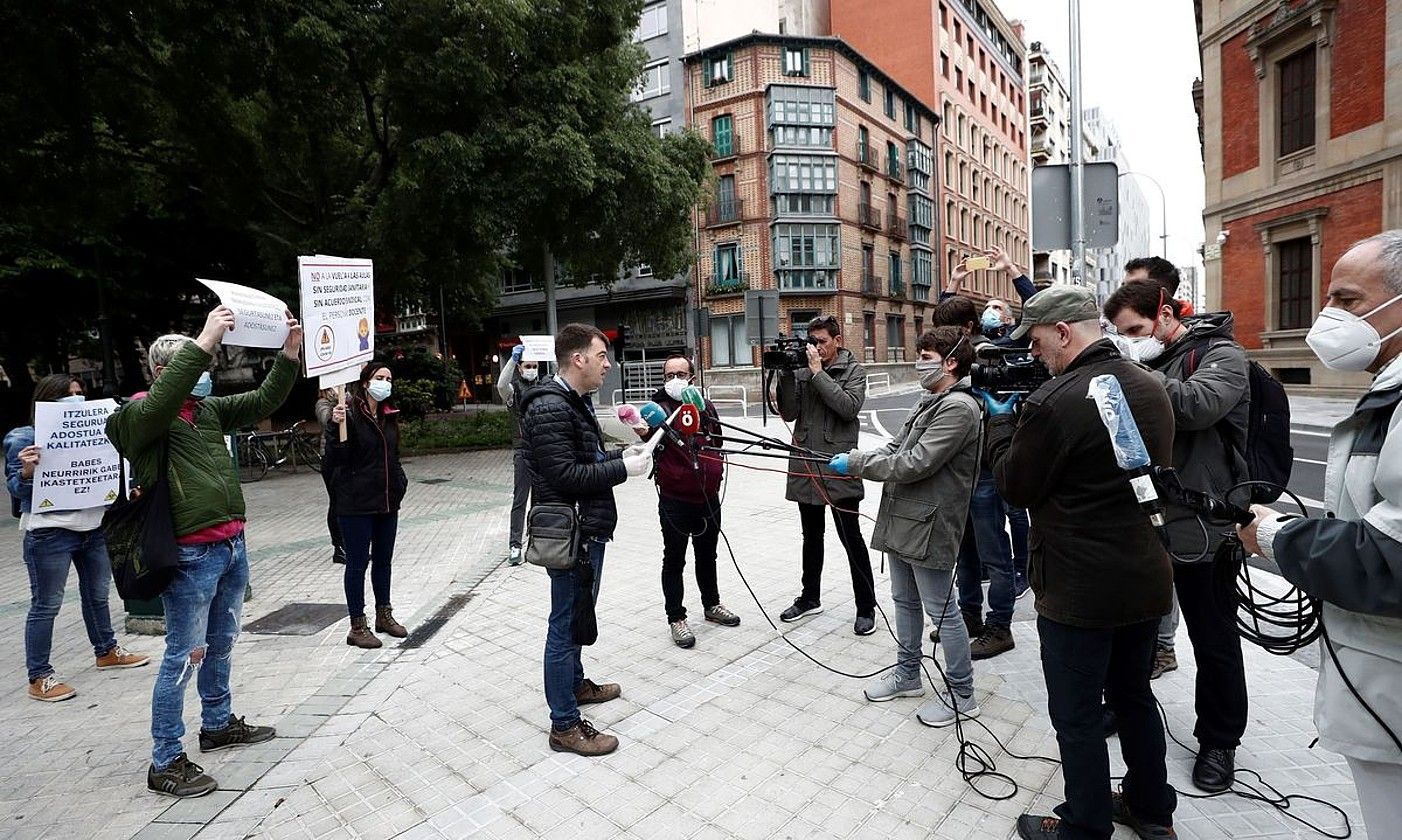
[399,593,473,649]
[244,603,347,635]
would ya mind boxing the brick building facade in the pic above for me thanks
[685,35,938,376]
[1197,0,1399,393]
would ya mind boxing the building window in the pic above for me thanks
[633,59,669,101]
[712,114,734,157]
[636,3,667,41]
[889,251,902,294]
[940,53,949,78]
[884,86,896,120]
[773,223,840,290]
[784,46,810,77]
[713,242,743,285]
[1278,46,1316,157]
[886,141,901,179]
[905,102,919,136]
[651,118,672,138]
[886,315,906,361]
[500,267,533,294]
[789,310,819,338]
[770,154,838,193]
[768,85,836,148]
[1277,238,1313,330]
[704,52,732,87]
[710,315,748,367]
[714,174,739,222]
[858,68,871,102]
[955,68,963,93]
[864,313,876,362]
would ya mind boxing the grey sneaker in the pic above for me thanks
[199,714,276,752]
[669,619,696,649]
[864,669,925,702]
[916,689,980,728]
[148,753,218,798]
[704,604,740,626]
[508,546,524,566]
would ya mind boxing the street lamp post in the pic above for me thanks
[1119,170,1168,260]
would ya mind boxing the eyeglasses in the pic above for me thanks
[663,372,691,381]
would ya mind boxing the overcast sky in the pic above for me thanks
[999,0,1207,284]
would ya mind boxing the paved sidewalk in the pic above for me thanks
[0,423,1366,839]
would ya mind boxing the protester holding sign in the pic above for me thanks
[106,303,300,799]
[4,375,149,704]
[325,360,410,649]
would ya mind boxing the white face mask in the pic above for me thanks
[1306,293,1402,371]
[1121,334,1165,364]
[367,379,393,402]
[663,376,689,401]
[520,367,538,383]
[58,394,85,404]
[915,359,947,391]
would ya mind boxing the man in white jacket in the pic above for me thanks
[1240,231,1402,836]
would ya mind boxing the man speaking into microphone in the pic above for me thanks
[981,286,1179,840]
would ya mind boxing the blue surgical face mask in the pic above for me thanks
[981,309,1003,333]
[367,379,393,402]
[58,394,85,404]
[190,371,213,399]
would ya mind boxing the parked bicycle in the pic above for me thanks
[235,420,323,483]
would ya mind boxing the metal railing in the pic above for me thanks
[866,373,891,397]
[889,277,906,299]
[886,157,905,183]
[706,270,750,295]
[886,213,908,240]
[857,202,881,230]
[706,198,743,227]
[857,142,879,171]
[713,134,741,159]
[861,271,882,295]
[705,384,748,418]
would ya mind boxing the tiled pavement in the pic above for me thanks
[0,419,1366,839]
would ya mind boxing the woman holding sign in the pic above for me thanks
[3,375,149,703]
[325,360,410,648]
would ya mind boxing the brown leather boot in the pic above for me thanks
[575,678,621,705]
[548,719,618,756]
[346,615,382,649]
[375,605,408,638]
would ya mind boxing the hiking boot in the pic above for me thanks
[779,598,822,622]
[199,714,276,752]
[704,604,740,626]
[670,619,696,649]
[96,645,150,670]
[27,674,75,703]
[969,624,1014,660]
[1150,646,1178,680]
[375,605,408,638]
[854,613,876,636]
[346,615,382,649]
[575,678,621,705]
[961,607,984,639]
[1192,747,1235,793]
[1016,815,1062,840]
[148,753,218,798]
[863,669,924,702]
[1112,791,1178,838]
[548,719,618,756]
[332,546,347,565]
[508,545,524,566]
[916,689,980,728]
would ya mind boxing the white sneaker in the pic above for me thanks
[508,546,523,566]
[916,689,980,728]
[863,669,925,702]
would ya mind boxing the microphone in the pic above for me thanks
[679,385,706,412]
[1087,374,1168,544]
[615,404,641,427]
[639,400,687,455]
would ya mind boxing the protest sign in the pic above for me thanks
[299,256,375,377]
[520,335,556,363]
[196,279,290,350]
[318,365,362,389]
[32,399,121,511]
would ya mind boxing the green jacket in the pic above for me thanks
[106,341,298,537]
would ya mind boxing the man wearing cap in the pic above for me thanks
[981,286,1179,840]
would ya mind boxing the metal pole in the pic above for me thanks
[437,284,448,358]
[542,243,558,338]
[95,250,116,396]
[1119,170,1169,261]
[1068,0,1089,296]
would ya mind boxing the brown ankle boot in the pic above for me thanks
[346,615,382,649]
[375,605,407,638]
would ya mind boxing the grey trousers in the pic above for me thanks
[510,446,531,548]
[1348,757,1402,838]
[889,557,974,696]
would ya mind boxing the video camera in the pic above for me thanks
[761,336,817,371]
[969,346,1051,394]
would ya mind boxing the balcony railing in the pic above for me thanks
[889,277,906,299]
[861,271,882,296]
[713,134,741,160]
[886,157,905,183]
[706,271,750,297]
[857,202,881,230]
[886,212,908,240]
[857,142,879,171]
[706,198,743,227]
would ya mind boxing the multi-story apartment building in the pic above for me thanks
[1196,0,1397,393]
[685,34,939,377]
[831,0,1030,308]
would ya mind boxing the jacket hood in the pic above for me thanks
[518,378,574,413]
[1371,350,1402,393]
[1154,312,1237,367]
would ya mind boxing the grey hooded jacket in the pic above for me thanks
[778,347,867,505]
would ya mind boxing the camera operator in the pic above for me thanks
[1103,278,1251,793]
[982,286,1178,840]
[1238,232,1402,837]
[775,314,876,636]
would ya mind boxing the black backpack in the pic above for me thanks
[1187,340,1294,503]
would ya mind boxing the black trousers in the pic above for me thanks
[321,467,343,550]
[798,502,876,614]
[1039,615,1176,839]
[1174,558,1248,749]
[659,496,722,622]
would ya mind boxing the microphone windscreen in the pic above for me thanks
[677,403,701,435]
[680,385,705,411]
[639,401,667,428]
[1087,374,1151,470]
[615,404,641,426]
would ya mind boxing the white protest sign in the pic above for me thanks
[32,399,121,511]
[196,279,290,349]
[298,256,375,377]
[520,335,556,362]
[318,365,362,389]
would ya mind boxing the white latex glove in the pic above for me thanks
[622,442,649,460]
[623,451,653,478]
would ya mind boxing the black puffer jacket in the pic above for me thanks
[323,395,409,516]
[520,380,627,539]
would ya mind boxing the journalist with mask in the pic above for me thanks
[1239,231,1402,837]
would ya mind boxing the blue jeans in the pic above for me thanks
[889,558,973,695]
[956,468,1016,626]
[339,513,398,617]
[151,534,249,770]
[544,539,605,729]
[23,527,118,681]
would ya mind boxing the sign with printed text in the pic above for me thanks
[298,255,375,377]
[196,279,290,350]
[519,335,556,363]
[33,399,121,511]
